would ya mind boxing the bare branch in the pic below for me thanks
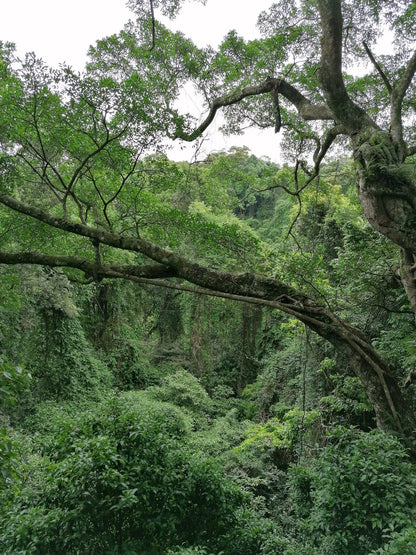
[391,49,416,158]
[173,77,333,142]
[256,124,347,197]
[363,41,392,94]
[271,81,281,133]
[313,124,348,169]
[149,0,156,51]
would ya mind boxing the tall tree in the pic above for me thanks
[1,1,416,438]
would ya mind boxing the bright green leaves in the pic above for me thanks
[0,53,130,222]
[237,408,320,454]
[0,53,66,162]
[105,149,265,269]
[319,372,373,424]
[215,31,265,85]
[257,0,319,63]
[0,48,162,250]
[0,355,31,411]
[290,427,416,554]
[0,26,204,238]
[269,158,388,307]
[88,19,206,100]
[146,368,212,415]
[187,200,261,265]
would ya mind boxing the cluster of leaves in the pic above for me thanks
[0,390,285,554]
[289,427,416,554]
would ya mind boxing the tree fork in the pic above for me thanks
[353,129,416,254]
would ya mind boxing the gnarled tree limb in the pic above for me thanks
[363,41,392,94]
[173,77,333,142]
[0,191,411,432]
[391,48,416,158]
[317,0,376,132]
[0,251,177,280]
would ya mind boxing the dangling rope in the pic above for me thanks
[298,325,309,461]
[271,80,281,133]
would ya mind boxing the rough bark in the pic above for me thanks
[0,251,177,280]
[315,2,416,262]
[317,0,376,132]
[353,129,416,252]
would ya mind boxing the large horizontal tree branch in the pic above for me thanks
[0,247,393,357]
[0,191,410,431]
[173,77,334,142]
[0,247,398,369]
[0,191,313,305]
[0,249,324,321]
[0,251,176,280]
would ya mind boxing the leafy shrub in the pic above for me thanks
[236,409,320,468]
[0,392,266,554]
[290,427,416,554]
[146,368,212,415]
[371,526,416,554]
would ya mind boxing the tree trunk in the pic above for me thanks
[352,129,416,323]
[353,129,416,254]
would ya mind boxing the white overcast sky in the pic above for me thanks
[0,0,281,162]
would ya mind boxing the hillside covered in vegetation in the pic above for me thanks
[2,148,416,554]
[2,0,416,552]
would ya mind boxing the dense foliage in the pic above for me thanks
[2,0,416,552]
[1,149,416,553]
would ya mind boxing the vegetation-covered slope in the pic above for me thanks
[2,0,416,551]
[2,149,416,554]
